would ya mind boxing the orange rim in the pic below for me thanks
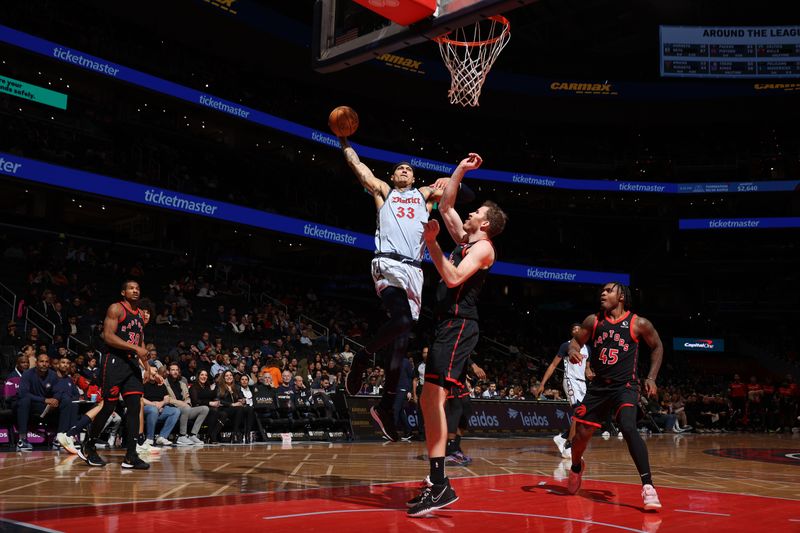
[433,15,510,47]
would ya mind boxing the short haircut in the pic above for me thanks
[121,279,139,291]
[482,201,507,238]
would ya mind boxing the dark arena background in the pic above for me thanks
[0,0,799,531]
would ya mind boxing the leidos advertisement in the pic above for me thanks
[346,396,570,440]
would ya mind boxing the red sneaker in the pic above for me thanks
[567,459,585,495]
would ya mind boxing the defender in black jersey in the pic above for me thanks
[565,282,664,511]
[407,153,508,518]
[79,281,153,470]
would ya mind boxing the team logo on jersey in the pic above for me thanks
[575,405,587,417]
[622,321,629,328]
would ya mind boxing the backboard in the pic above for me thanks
[313,0,538,73]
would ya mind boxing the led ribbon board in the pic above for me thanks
[0,152,629,285]
[1,24,798,195]
[0,74,67,109]
[679,218,800,230]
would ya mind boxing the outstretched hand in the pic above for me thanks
[459,153,483,172]
[422,219,440,241]
[430,177,449,190]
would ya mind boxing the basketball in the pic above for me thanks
[328,106,359,137]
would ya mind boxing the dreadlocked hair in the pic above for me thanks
[600,281,632,310]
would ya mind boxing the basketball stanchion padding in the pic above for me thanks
[434,15,511,107]
[352,0,436,26]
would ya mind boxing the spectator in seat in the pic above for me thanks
[216,370,246,443]
[53,357,80,452]
[482,382,500,399]
[4,354,29,407]
[237,374,257,442]
[277,370,294,395]
[2,322,24,348]
[189,369,226,445]
[15,353,59,451]
[142,365,181,447]
[165,363,208,446]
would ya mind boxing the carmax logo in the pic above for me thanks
[550,81,619,96]
[684,339,715,349]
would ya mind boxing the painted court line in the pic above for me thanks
[211,462,230,472]
[263,508,646,532]
[675,509,731,517]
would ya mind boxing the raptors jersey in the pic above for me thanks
[590,310,639,386]
[435,240,492,320]
[376,188,428,260]
[109,301,144,359]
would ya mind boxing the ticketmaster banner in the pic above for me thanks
[1,24,798,195]
[0,152,630,285]
[679,217,800,230]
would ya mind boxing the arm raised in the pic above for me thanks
[339,137,390,198]
[439,154,482,243]
[423,220,494,288]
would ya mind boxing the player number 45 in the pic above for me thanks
[598,347,618,365]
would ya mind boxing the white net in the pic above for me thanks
[435,15,511,107]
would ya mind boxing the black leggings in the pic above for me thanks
[364,287,413,404]
[91,394,141,456]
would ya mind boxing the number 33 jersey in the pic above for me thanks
[376,188,428,261]
[590,310,640,386]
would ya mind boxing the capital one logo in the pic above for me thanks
[369,0,400,6]
[507,408,519,419]
[684,339,715,349]
[555,409,565,420]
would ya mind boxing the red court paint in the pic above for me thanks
[3,474,798,532]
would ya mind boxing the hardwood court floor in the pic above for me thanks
[0,433,798,532]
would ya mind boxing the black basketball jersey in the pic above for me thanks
[589,310,640,386]
[434,240,492,321]
[109,301,144,358]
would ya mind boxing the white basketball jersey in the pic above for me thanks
[375,188,428,260]
[565,344,588,381]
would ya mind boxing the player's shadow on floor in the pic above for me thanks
[521,483,644,512]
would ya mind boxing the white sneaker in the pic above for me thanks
[189,435,204,446]
[176,436,193,446]
[136,439,153,455]
[642,484,662,511]
[601,431,611,439]
[155,436,173,446]
[617,432,624,439]
[561,446,572,459]
[552,434,567,455]
[56,433,78,455]
[107,434,117,449]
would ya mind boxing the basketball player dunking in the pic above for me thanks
[407,153,508,517]
[536,323,591,459]
[78,280,153,469]
[566,282,664,511]
[339,136,473,441]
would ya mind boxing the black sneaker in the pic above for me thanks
[16,439,33,452]
[407,479,458,517]
[370,404,399,442]
[345,352,368,395]
[77,439,107,467]
[406,476,433,507]
[121,454,150,470]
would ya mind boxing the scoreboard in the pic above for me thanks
[660,26,800,78]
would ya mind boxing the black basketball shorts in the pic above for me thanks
[425,318,479,391]
[572,382,640,428]
[99,352,144,400]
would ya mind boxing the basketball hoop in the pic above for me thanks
[434,15,511,107]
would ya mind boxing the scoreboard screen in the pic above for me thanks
[660,26,800,78]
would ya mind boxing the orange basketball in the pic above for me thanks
[328,106,359,137]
